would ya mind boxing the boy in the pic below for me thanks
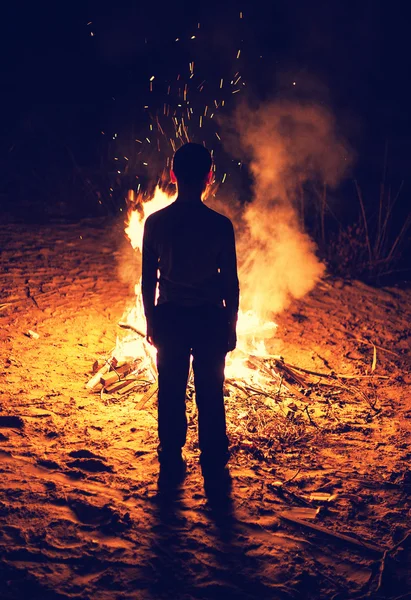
[142,143,239,484]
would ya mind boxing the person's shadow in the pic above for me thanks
[140,472,194,599]
[142,469,293,600]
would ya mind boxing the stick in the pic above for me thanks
[280,511,384,555]
[136,383,158,409]
[282,362,389,380]
[118,322,145,338]
[273,359,308,387]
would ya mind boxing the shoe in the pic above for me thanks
[202,463,232,492]
[158,455,186,489]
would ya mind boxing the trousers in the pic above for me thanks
[153,302,229,467]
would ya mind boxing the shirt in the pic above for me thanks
[142,198,239,325]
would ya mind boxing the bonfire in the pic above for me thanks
[86,185,387,463]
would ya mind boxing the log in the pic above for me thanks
[101,371,123,387]
[118,380,142,395]
[86,357,118,390]
[105,379,134,393]
[101,361,140,388]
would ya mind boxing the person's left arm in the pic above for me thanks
[219,219,240,351]
[142,217,158,344]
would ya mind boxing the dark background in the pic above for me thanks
[0,1,409,245]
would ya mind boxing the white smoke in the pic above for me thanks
[220,100,351,318]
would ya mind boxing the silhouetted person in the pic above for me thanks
[142,143,239,484]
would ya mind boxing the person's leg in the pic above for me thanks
[154,304,190,464]
[191,306,230,471]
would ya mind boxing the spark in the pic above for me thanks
[232,89,240,94]
[150,75,155,81]
[215,132,221,141]
[220,78,224,89]
[240,11,243,18]
[146,138,151,143]
[293,81,296,86]
[191,35,196,40]
[135,139,142,143]
[222,173,227,183]
[237,49,241,59]
[143,162,148,166]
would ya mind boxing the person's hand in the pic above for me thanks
[227,326,237,352]
[146,321,154,345]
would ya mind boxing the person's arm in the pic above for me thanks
[142,217,158,343]
[220,220,240,351]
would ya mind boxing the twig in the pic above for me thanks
[280,511,384,555]
[305,406,320,428]
[283,468,301,485]
[118,322,146,337]
[354,180,373,265]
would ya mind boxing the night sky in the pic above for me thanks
[1,1,410,216]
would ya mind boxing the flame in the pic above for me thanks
[125,187,176,252]
[118,185,277,382]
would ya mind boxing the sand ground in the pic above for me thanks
[0,218,410,600]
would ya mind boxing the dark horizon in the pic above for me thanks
[2,1,410,176]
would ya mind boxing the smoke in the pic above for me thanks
[221,100,351,318]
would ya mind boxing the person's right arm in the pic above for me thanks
[142,217,158,344]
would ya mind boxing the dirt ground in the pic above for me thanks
[1,218,410,600]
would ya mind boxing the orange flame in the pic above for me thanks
[119,185,277,381]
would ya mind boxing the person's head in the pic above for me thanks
[171,143,213,193]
